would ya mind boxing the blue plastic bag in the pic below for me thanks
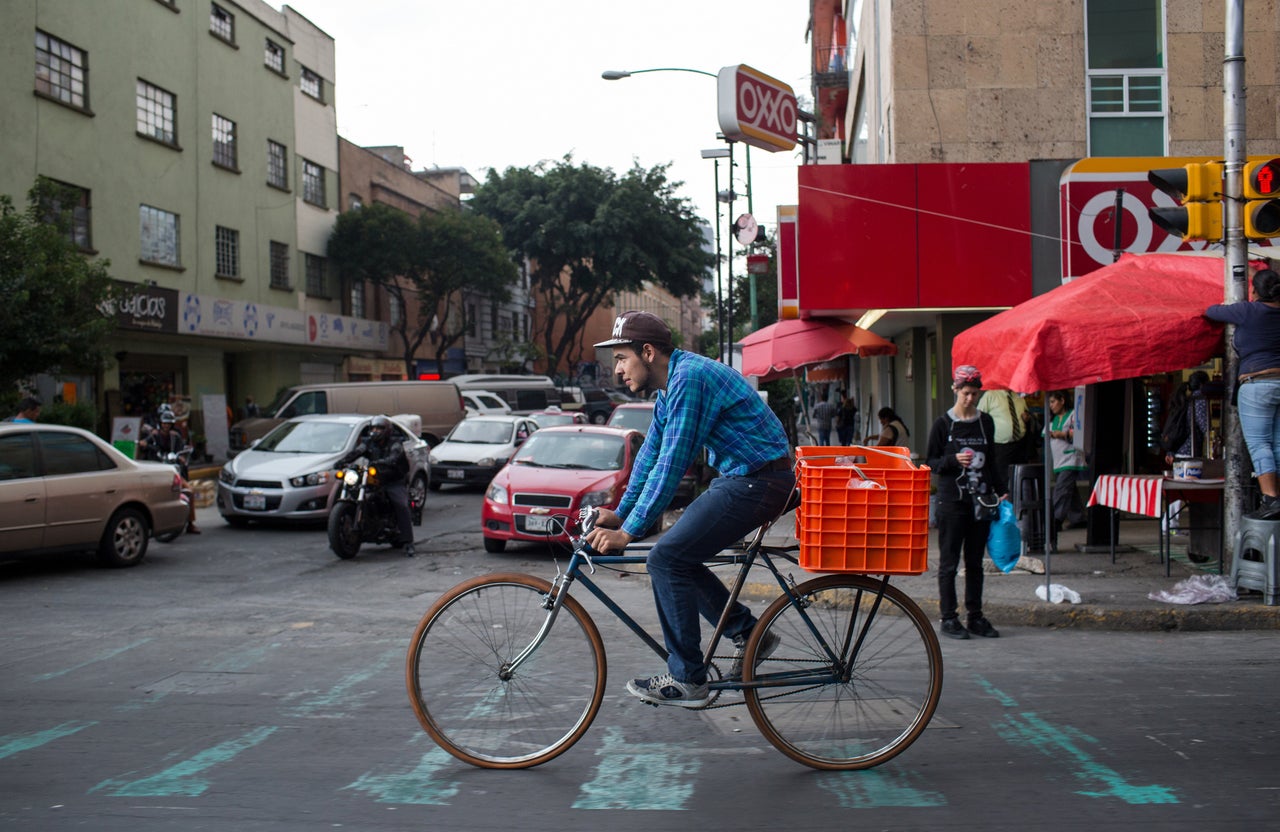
[987,500,1022,573]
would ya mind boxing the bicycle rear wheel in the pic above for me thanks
[406,573,606,768]
[743,574,942,770]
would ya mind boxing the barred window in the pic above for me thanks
[212,113,237,169]
[215,226,239,278]
[305,253,328,297]
[139,204,180,267]
[264,39,285,74]
[389,293,404,326]
[267,140,288,189]
[302,159,325,207]
[38,178,91,250]
[350,280,365,318]
[136,79,176,145]
[35,31,88,110]
[300,66,323,101]
[210,3,235,43]
[269,241,290,289]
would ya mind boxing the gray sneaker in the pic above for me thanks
[625,673,710,708]
[728,629,781,680]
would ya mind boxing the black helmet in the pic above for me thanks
[370,415,392,433]
[159,410,176,425]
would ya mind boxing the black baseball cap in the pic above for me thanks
[594,311,673,349]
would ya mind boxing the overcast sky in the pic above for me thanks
[282,0,812,237]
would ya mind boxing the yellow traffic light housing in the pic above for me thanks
[1243,158,1280,239]
[1147,162,1225,242]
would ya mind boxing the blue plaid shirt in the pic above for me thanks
[617,349,790,537]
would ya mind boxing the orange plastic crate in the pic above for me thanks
[793,445,931,574]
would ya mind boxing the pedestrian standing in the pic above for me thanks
[811,396,838,446]
[1045,390,1087,531]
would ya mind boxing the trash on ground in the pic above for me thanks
[1036,583,1082,604]
[1015,554,1045,574]
[1147,574,1238,605]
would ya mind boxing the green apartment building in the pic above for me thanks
[1,0,384,447]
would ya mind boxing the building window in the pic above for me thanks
[350,280,365,318]
[269,241,290,289]
[139,204,180,267]
[267,140,288,189]
[136,79,177,146]
[466,303,477,336]
[300,66,324,101]
[305,253,328,297]
[212,113,237,169]
[209,3,235,44]
[349,194,363,210]
[38,178,91,250]
[34,30,88,111]
[215,226,239,278]
[389,293,404,326]
[302,159,325,207]
[264,39,285,74]
[1085,0,1165,156]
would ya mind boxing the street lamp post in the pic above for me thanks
[701,147,730,362]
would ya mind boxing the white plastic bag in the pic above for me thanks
[1147,574,1238,605]
[1035,583,1082,604]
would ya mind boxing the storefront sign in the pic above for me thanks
[174,292,387,350]
[114,282,178,333]
[717,64,797,153]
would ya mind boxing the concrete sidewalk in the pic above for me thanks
[753,512,1280,632]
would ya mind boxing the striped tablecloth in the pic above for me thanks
[1087,474,1164,518]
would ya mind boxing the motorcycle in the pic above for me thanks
[154,446,195,543]
[327,459,422,559]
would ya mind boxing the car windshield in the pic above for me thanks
[257,420,355,453]
[262,388,294,418]
[609,408,654,432]
[512,433,624,470]
[447,420,514,444]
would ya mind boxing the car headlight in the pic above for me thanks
[219,467,235,485]
[343,470,360,486]
[581,487,614,508]
[485,482,508,504]
[477,456,502,467]
[288,470,331,488]
[428,453,439,465]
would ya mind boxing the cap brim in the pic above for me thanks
[593,337,632,348]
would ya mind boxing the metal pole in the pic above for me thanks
[1111,188,1125,262]
[1223,0,1247,556]
[712,157,725,363]
[726,141,736,364]
[746,144,758,332]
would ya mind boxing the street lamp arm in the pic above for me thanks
[601,67,717,80]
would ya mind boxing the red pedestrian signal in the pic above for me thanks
[1243,158,1280,239]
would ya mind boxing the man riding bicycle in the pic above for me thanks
[585,311,795,707]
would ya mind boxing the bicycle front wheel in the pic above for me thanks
[406,573,606,768]
[744,574,942,770]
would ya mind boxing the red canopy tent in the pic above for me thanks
[952,253,1225,392]
[740,317,897,383]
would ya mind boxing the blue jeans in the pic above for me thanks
[644,469,796,684]
[1238,378,1280,477]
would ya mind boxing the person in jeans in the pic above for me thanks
[925,366,1008,640]
[586,311,795,707]
[1206,267,1280,519]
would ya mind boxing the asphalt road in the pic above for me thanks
[2,486,1279,831]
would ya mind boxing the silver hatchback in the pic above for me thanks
[217,414,431,524]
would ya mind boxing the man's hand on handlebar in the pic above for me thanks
[583,508,631,553]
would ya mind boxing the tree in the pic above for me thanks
[0,179,120,396]
[469,157,715,377]
[327,203,516,376]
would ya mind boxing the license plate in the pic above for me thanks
[525,514,552,532]
[447,469,465,480]
[244,493,267,510]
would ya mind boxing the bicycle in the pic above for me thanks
[406,483,943,771]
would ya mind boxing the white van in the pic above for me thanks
[461,390,513,417]
[449,374,559,415]
[229,381,464,452]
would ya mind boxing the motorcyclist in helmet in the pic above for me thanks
[139,409,200,534]
[338,415,415,557]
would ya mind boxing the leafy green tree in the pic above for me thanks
[327,203,517,376]
[469,157,714,377]
[0,179,119,396]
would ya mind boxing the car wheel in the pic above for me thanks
[590,412,608,424]
[410,473,427,526]
[483,536,506,553]
[97,507,150,568]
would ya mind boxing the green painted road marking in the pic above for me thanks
[345,738,461,805]
[816,767,947,808]
[980,676,1179,805]
[284,647,398,718]
[573,726,701,810]
[91,725,278,797]
[0,720,97,760]
[33,638,153,682]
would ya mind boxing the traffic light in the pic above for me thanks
[1148,162,1224,241]
[1243,158,1280,239]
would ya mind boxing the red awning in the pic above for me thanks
[952,253,1226,392]
[740,317,897,382]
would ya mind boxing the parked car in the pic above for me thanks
[530,406,587,428]
[448,374,559,415]
[217,414,430,525]
[605,402,702,506]
[461,390,513,417]
[428,415,541,490]
[558,386,617,424]
[481,425,645,552]
[0,423,189,567]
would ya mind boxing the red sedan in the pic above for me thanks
[481,425,644,553]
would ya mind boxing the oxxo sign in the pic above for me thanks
[717,64,797,153]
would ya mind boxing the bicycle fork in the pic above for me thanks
[499,566,578,680]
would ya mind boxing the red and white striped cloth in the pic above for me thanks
[1087,474,1164,518]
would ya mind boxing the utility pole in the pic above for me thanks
[1223,0,1247,556]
